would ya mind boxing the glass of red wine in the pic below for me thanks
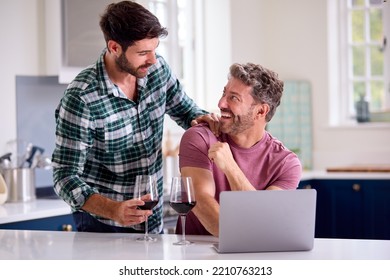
[169,176,196,245]
[134,175,159,242]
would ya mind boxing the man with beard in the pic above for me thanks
[52,1,217,233]
[177,63,302,236]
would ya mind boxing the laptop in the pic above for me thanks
[213,189,317,253]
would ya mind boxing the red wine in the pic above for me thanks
[170,201,197,214]
[138,200,158,210]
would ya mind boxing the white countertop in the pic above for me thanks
[0,199,71,224]
[0,229,389,260]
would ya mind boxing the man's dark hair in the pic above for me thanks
[99,1,168,51]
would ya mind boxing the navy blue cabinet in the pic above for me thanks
[0,214,76,231]
[299,179,390,239]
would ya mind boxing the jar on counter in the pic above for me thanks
[356,95,370,123]
[1,168,35,202]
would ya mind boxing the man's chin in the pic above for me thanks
[134,71,148,78]
[219,124,230,134]
[220,118,232,127]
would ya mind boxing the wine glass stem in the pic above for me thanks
[145,215,149,239]
[180,215,186,242]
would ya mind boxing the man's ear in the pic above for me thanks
[256,103,270,118]
[107,40,122,56]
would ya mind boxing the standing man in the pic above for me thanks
[52,1,215,233]
[178,63,302,236]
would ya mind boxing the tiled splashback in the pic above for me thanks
[15,76,67,188]
[266,81,312,170]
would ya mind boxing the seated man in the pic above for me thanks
[177,62,302,236]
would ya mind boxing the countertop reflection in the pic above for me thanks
[1,229,390,260]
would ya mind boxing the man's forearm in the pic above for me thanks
[193,195,220,236]
[224,164,256,191]
[81,194,120,221]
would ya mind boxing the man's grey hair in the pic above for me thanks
[228,63,284,122]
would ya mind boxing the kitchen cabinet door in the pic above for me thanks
[323,179,390,239]
[301,180,344,238]
[59,0,110,83]
[0,214,76,232]
[317,179,365,239]
[298,179,337,238]
[362,180,390,239]
[301,179,390,240]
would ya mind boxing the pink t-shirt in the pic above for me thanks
[177,124,302,235]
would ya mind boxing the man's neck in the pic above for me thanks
[228,128,266,149]
[104,52,138,101]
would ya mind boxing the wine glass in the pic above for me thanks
[134,175,159,242]
[169,176,196,245]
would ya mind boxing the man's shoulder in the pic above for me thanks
[63,65,104,101]
[69,66,99,89]
[266,132,301,164]
[182,124,220,146]
[266,132,288,149]
[184,123,215,137]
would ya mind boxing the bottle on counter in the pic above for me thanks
[356,94,370,123]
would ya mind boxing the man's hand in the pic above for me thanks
[207,141,235,172]
[82,194,152,227]
[207,142,257,192]
[191,113,221,136]
[114,199,152,226]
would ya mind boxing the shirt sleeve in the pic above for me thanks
[270,154,302,190]
[179,124,217,170]
[52,92,98,210]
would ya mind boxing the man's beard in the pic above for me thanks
[220,105,256,135]
[116,53,152,78]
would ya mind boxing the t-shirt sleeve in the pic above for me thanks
[271,154,302,190]
[179,125,217,171]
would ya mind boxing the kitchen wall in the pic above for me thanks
[0,1,41,156]
[230,0,390,169]
[0,0,389,171]
[0,0,60,155]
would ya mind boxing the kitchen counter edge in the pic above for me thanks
[1,170,390,225]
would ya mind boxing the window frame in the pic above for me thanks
[336,0,390,124]
[141,0,200,102]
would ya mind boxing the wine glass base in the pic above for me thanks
[173,240,193,246]
[136,236,157,242]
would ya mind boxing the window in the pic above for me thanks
[143,0,206,135]
[145,0,197,99]
[337,0,390,123]
[133,1,230,112]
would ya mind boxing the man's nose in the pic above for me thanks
[218,96,227,108]
[146,52,157,64]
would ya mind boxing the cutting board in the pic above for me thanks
[327,165,390,173]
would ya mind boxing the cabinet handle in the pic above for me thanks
[352,184,361,192]
[62,224,73,231]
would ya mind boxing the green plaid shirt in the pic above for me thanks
[52,49,207,233]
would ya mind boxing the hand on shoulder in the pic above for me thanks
[191,113,221,136]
